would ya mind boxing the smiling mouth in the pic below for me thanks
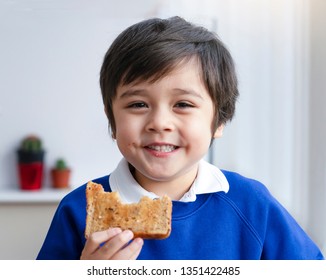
[146,145,178,153]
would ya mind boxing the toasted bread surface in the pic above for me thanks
[85,181,172,239]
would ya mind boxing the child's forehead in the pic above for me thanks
[116,58,208,100]
[120,56,203,87]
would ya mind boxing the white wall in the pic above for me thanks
[0,0,325,259]
[308,0,326,253]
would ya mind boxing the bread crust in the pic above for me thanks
[85,181,172,239]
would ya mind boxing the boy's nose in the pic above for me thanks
[145,108,174,133]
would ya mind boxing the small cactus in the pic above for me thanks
[20,135,43,153]
[55,158,68,170]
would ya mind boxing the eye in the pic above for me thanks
[127,102,148,109]
[174,101,194,108]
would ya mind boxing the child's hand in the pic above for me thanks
[80,228,144,260]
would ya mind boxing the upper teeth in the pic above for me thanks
[148,145,176,152]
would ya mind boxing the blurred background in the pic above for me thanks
[0,0,325,259]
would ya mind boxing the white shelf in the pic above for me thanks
[0,188,71,203]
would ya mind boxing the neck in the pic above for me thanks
[131,165,198,200]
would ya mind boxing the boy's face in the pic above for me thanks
[111,58,223,197]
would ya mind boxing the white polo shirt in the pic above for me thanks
[109,158,229,203]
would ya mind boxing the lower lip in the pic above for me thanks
[145,147,178,158]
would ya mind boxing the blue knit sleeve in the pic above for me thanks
[36,175,111,260]
[222,170,324,260]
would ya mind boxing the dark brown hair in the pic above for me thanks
[100,16,238,136]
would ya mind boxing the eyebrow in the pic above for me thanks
[118,88,204,100]
[119,89,147,99]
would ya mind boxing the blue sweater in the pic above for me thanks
[37,170,324,260]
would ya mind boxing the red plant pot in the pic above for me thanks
[18,162,44,191]
[51,169,71,189]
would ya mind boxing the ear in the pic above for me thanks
[213,124,224,139]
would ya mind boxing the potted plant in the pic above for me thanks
[51,158,71,189]
[17,135,45,191]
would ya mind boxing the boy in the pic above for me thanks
[37,16,324,260]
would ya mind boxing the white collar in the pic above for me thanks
[109,158,229,203]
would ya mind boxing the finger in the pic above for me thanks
[126,238,144,260]
[98,230,134,259]
[81,228,122,259]
[112,238,144,260]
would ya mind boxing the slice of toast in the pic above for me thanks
[85,181,172,239]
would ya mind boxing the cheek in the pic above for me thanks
[113,110,133,136]
[181,117,213,148]
[187,110,215,135]
[114,117,141,150]
[194,123,213,143]
[115,126,137,156]
[115,124,134,142]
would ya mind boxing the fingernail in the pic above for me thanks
[122,230,133,239]
[112,228,122,234]
[134,238,144,246]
